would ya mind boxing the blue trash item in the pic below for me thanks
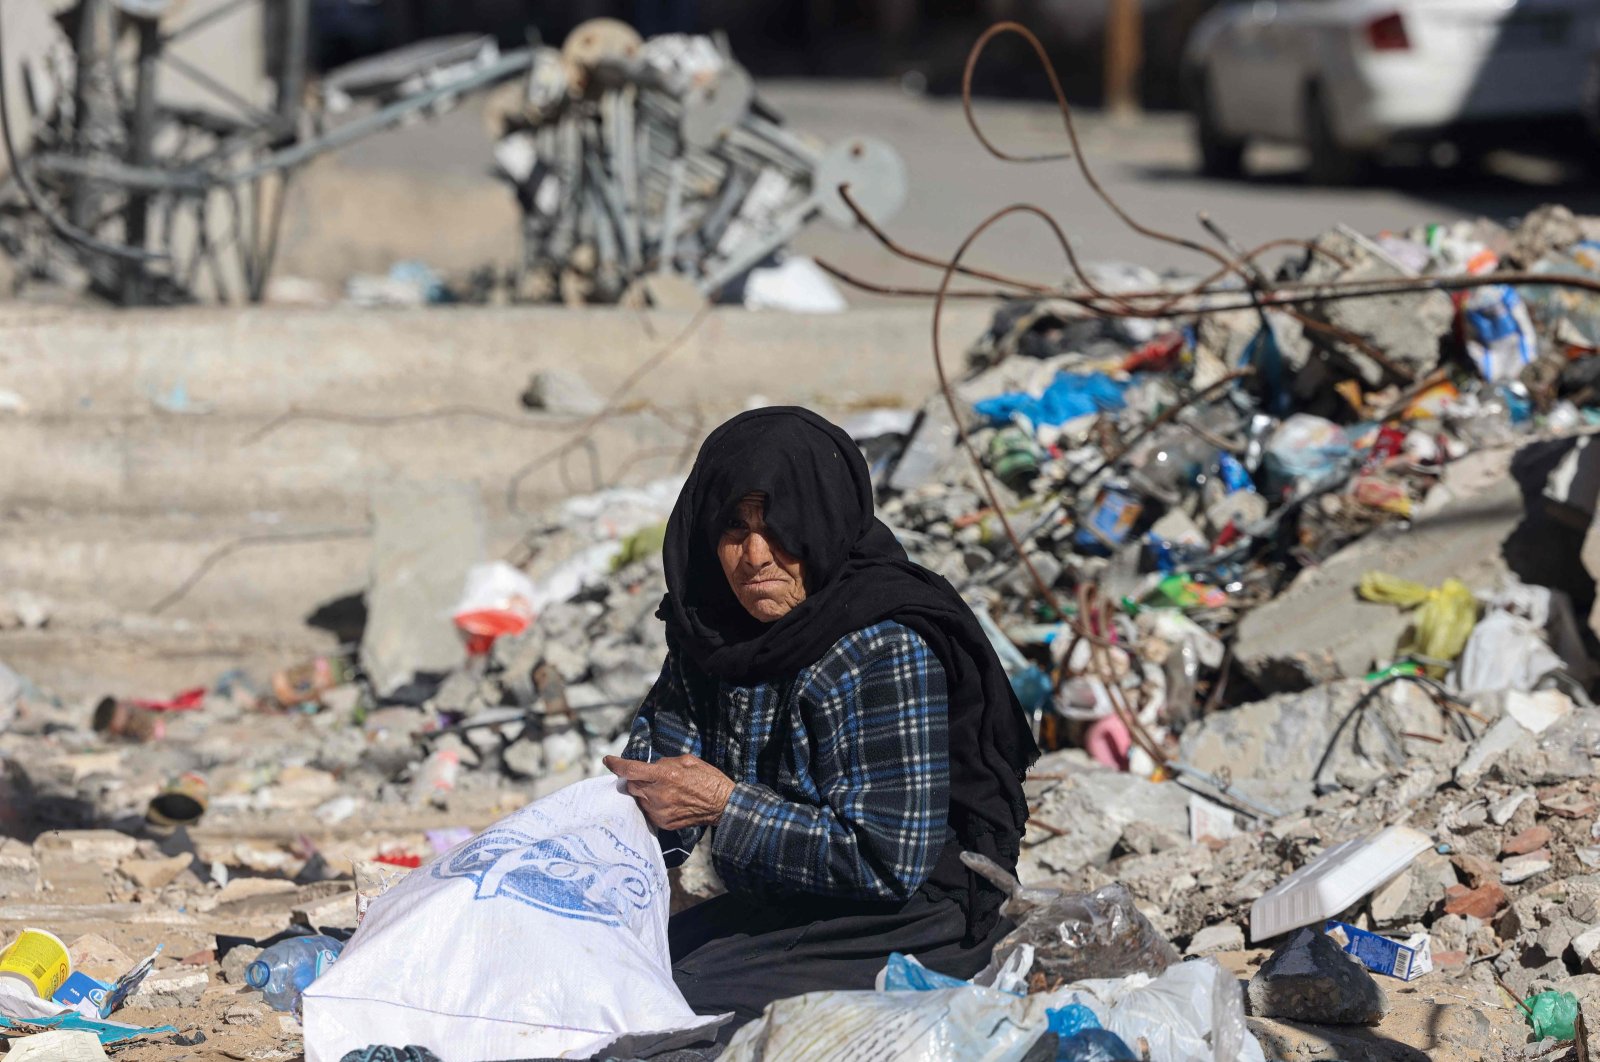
[1046,1002,1101,1037]
[1463,285,1536,382]
[1058,1028,1138,1061]
[1241,321,1292,417]
[1217,453,1255,494]
[1011,665,1053,716]
[973,372,1127,429]
[881,952,970,992]
[247,935,344,1013]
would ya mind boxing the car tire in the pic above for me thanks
[1192,74,1245,179]
[1304,84,1365,186]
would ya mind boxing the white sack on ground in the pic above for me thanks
[303,777,724,1060]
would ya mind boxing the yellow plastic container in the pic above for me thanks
[0,927,71,999]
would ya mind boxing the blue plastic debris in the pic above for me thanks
[973,372,1127,429]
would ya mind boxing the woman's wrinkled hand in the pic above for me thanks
[602,754,736,832]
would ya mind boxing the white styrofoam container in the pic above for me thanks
[1248,825,1433,943]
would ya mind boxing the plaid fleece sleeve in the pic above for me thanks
[711,622,950,901]
[623,648,706,866]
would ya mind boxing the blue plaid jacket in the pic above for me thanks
[623,620,950,902]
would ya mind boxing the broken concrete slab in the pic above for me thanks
[1300,228,1455,387]
[1186,923,1244,957]
[221,944,263,986]
[1246,927,1388,1025]
[32,829,139,863]
[1180,678,1440,788]
[1020,752,1191,878]
[125,966,208,1010]
[1232,447,1522,692]
[1368,848,1457,928]
[118,853,195,891]
[360,481,487,696]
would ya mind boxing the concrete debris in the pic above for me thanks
[361,481,488,696]
[124,966,209,1010]
[1247,927,1389,1025]
[11,203,1600,1059]
[1185,922,1244,956]
[521,369,606,417]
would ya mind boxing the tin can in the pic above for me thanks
[146,772,209,827]
[0,928,71,999]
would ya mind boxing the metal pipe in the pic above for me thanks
[123,16,164,303]
[231,49,537,182]
[275,0,311,138]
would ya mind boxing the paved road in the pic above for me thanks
[331,79,1600,306]
[767,82,1600,304]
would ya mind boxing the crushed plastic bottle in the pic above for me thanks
[246,935,344,1013]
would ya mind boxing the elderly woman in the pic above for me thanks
[603,407,1037,1032]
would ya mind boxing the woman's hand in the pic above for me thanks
[603,754,736,831]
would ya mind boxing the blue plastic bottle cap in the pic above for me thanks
[245,961,270,989]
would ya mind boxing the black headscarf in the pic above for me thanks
[659,406,1039,934]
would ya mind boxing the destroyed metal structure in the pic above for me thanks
[0,2,902,306]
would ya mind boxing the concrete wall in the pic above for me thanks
[0,303,993,697]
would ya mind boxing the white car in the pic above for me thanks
[1182,0,1600,182]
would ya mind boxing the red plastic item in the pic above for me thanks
[1363,425,1408,472]
[453,608,532,656]
[1365,12,1409,51]
[131,687,207,712]
[1122,332,1185,374]
[374,851,422,869]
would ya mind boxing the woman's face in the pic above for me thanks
[717,493,807,622]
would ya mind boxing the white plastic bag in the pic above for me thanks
[722,983,1060,1062]
[303,777,723,1060]
[1061,959,1265,1062]
[1452,608,1564,696]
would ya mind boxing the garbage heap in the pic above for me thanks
[9,204,1600,1058]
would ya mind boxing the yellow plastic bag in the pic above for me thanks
[1358,572,1479,671]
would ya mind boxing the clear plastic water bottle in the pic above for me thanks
[244,935,343,1012]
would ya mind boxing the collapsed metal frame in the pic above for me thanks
[0,0,538,304]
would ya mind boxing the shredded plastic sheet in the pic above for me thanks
[962,854,1179,987]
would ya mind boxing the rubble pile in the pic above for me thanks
[8,205,1600,1058]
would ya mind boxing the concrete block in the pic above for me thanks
[360,481,486,696]
[118,853,194,891]
[32,829,138,863]
[221,945,262,986]
[292,889,358,932]
[125,966,208,1010]
[1186,923,1244,956]
[0,836,40,897]
[66,934,133,982]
